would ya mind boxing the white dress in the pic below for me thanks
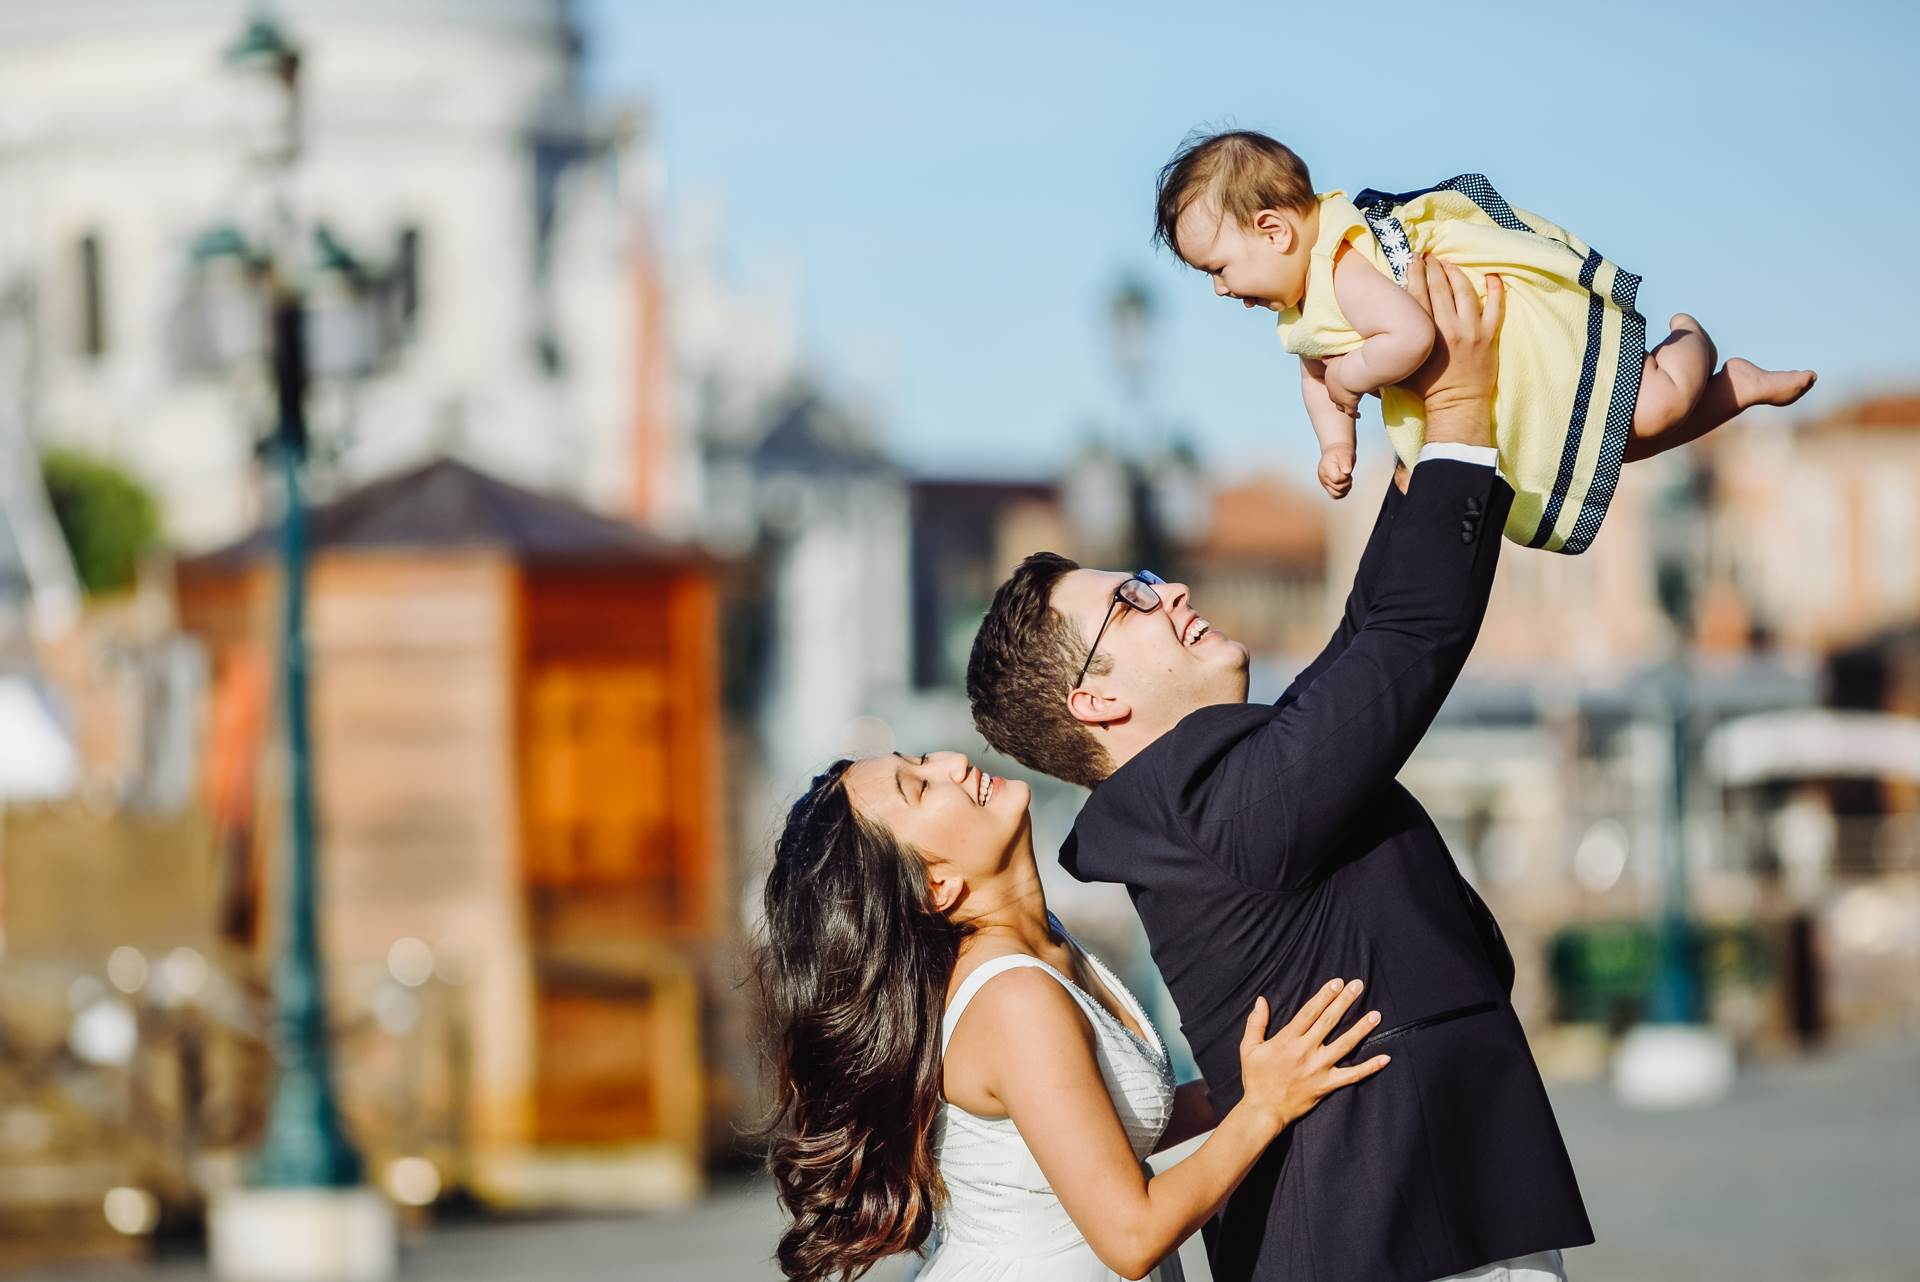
[908,926,1187,1281]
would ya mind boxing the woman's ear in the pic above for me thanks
[1254,208,1295,253]
[926,863,965,914]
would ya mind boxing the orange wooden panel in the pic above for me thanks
[532,985,659,1143]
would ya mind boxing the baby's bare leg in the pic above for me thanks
[1624,316,1816,462]
[1629,314,1716,444]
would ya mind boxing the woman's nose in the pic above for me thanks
[934,751,971,780]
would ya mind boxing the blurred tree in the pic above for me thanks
[39,447,159,595]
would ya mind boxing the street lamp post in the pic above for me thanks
[200,14,397,1281]
[251,282,364,1188]
[1612,456,1736,1109]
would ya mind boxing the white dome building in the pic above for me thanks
[0,0,658,548]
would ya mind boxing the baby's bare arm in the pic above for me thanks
[1303,359,1358,499]
[1301,358,1358,455]
[1327,245,1437,399]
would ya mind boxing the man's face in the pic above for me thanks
[1174,197,1308,312]
[1052,569,1250,735]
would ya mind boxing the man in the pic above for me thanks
[966,257,1592,1282]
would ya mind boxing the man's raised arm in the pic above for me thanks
[1275,262,1503,708]
[1176,259,1510,889]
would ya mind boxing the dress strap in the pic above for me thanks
[940,954,1071,1055]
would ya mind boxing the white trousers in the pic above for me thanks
[1432,1249,1566,1281]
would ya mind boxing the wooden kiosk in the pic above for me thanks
[176,457,724,1206]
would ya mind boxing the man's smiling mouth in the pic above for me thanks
[1182,616,1213,646]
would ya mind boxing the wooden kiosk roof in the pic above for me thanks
[184,456,707,569]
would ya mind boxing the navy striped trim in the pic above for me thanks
[1529,250,1607,547]
[1356,173,1642,554]
[1434,174,1529,232]
[1561,269,1644,554]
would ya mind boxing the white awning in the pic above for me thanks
[1705,709,1920,786]
[0,674,78,801]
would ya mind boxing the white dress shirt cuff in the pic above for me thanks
[1416,442,1497,469]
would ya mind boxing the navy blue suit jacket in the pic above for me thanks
[1061,461,1592,1282]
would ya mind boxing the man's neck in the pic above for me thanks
[1094,692,1246,777]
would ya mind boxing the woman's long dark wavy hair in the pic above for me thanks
[756,759,973,1282]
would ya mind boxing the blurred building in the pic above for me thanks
[1703,395,1920,651]
[0,0,657,549]
[1180,471,1329,659]
[908,478,1063,691]
[1305,398,1920,1046]
[175,457,724,1206]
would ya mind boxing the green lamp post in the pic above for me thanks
[207,8,366,1195]
[1611,456,1735,1108]
[1645,461,1708,1027]
[201,15,396,1282]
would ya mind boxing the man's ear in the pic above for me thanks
[926,863,965,914]
[1254,208,1295,253]
[1067,685,1131,728]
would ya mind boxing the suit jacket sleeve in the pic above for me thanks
[1171,459,1513,890]
[1275,478,1403,709]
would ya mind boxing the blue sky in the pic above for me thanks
[584,0,1919,480]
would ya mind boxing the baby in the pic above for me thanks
[1154,130,1815,553]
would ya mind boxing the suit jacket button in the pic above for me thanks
[1461,530,1475,543]
[1466,497,1483,514]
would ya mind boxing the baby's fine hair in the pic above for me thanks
[1153,130,1316,264]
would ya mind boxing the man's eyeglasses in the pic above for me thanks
[1073,571,1167,689]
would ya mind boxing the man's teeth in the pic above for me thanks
[1185,618,1212,646]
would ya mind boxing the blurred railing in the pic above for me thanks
[0,954,472,1259]
[1832,814,1920,876]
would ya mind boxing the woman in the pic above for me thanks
[758,751,1392,1281]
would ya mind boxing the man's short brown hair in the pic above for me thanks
[966,552,1112,791]
[1153,129,1316,265]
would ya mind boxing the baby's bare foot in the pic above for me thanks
[1725,358,1816,409]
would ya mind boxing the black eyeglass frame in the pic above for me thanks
[1072,571,1167,689]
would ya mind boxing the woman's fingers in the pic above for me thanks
[1306,979,1363,1043]
[1282,979,1347,1037]
[1329,1054,1393,1088]
[1325,1008,1383,1062]
[1241,995,1271,1055]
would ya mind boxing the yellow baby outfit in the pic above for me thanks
[1278,176,1646,554]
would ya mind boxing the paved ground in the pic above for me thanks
[12,1036,1917,1282]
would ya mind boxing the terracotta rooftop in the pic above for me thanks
[1807,393,1920,433]
[1188,473,1327,565]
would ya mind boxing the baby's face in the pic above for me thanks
[1175,199,1309,312]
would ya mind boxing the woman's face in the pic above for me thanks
[844,751,1031,905]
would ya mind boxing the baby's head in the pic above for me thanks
[1154,130,1318,313]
